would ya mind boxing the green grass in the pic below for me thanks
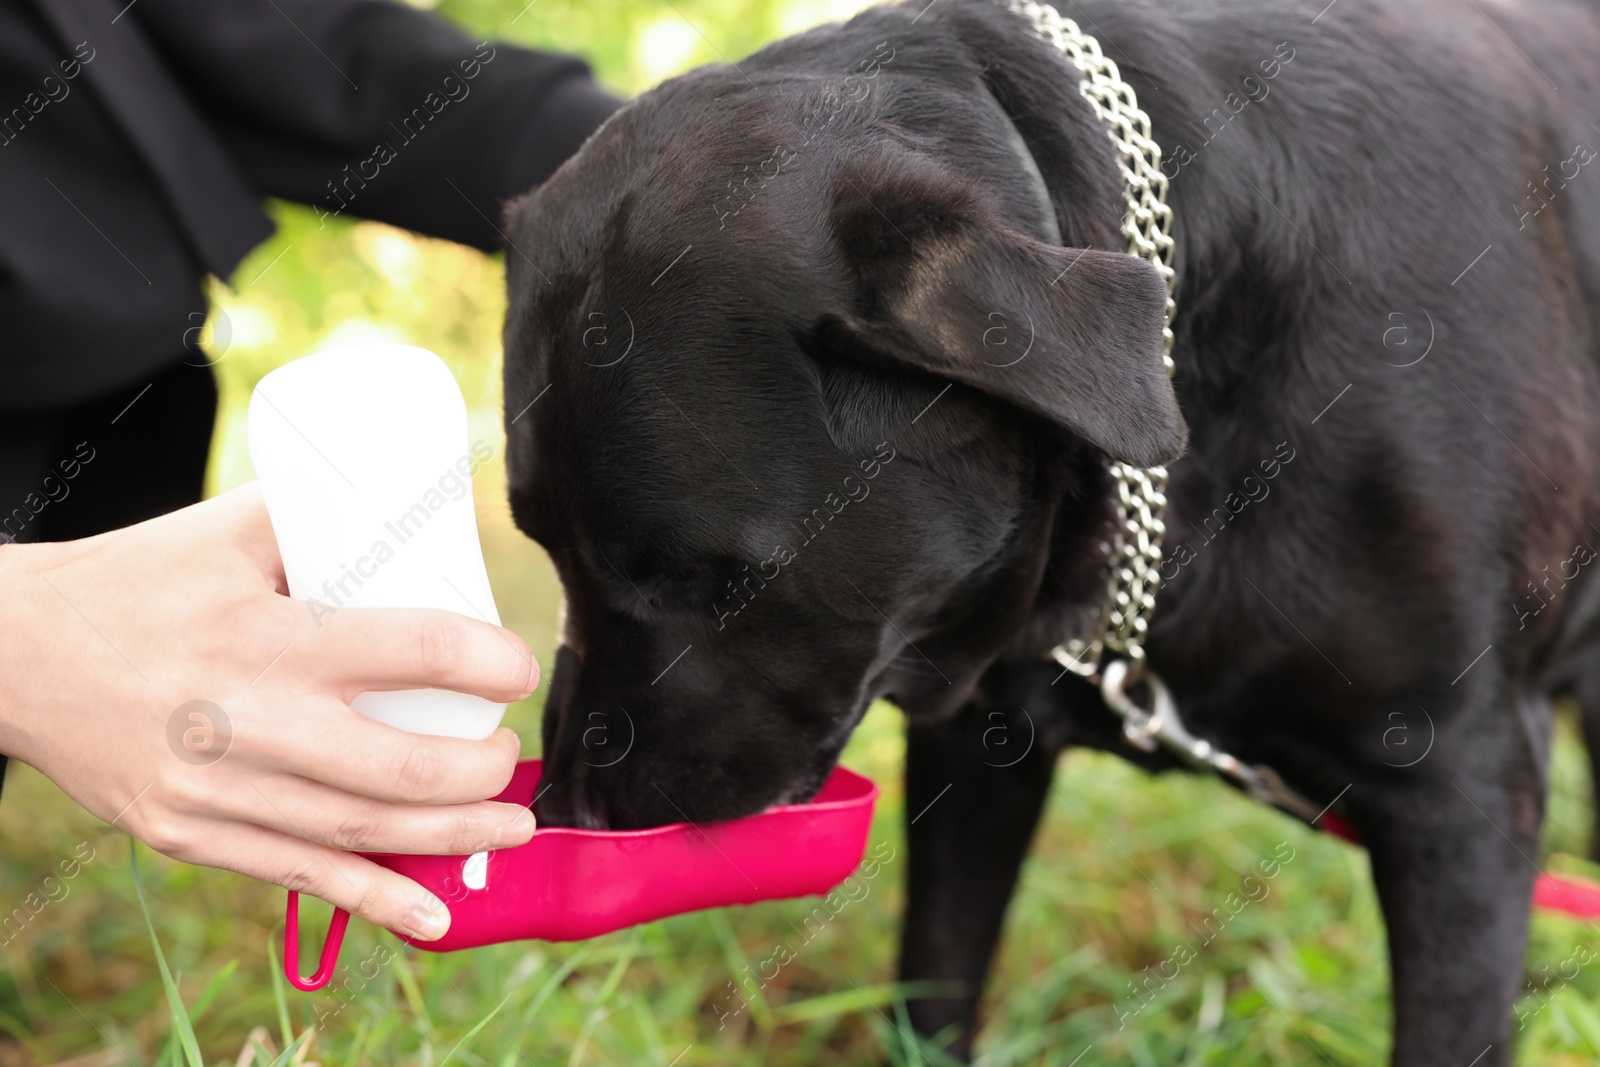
[10,704,1600,1065]
[8,0,1600,1063]
[9,694,1600,1066]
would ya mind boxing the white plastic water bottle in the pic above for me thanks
[248,344,508,740]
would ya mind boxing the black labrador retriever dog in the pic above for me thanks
[500,0,1600,1062]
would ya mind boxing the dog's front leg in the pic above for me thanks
[1354,690,1548,1067]
[899,666,1073,1060]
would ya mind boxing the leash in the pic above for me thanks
[1003,0,1600,919]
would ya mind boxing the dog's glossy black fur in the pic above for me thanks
[502,1,1600,1062]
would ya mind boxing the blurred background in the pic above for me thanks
[6,0,1600,1063]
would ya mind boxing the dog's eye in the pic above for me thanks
[645,557,718,590]
[603,552,738,616]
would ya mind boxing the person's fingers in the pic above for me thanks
[303,606,539,703]
[172,819,456,940]
[252,710,524,806]
[228,774,536,855]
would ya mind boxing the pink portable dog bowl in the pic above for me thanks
[284,759,879,990]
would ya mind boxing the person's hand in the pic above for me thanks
[0,483,540,941]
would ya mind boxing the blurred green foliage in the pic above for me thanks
[6,1,1600,1064]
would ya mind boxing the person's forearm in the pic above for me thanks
[131,0,622,249]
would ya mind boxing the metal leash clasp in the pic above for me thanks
[1098,660,1325,824]
[1101,658,1204,759]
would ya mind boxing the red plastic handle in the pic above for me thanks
[284,891,351,992]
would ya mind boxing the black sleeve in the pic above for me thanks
[130,0,621,250]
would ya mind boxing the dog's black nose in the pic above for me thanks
[533,773,608,830]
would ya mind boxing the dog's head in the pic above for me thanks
[503,2,1184,828]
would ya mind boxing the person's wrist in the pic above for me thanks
[0,536,108,769]
[0,538,55,763]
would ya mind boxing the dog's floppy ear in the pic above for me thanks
[824,161,1186,467]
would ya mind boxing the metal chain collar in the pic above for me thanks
[1002,0,1176,684]
[997,2,1326,823]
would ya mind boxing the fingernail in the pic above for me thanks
[402,895,451,941]
[497,808,536,846]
